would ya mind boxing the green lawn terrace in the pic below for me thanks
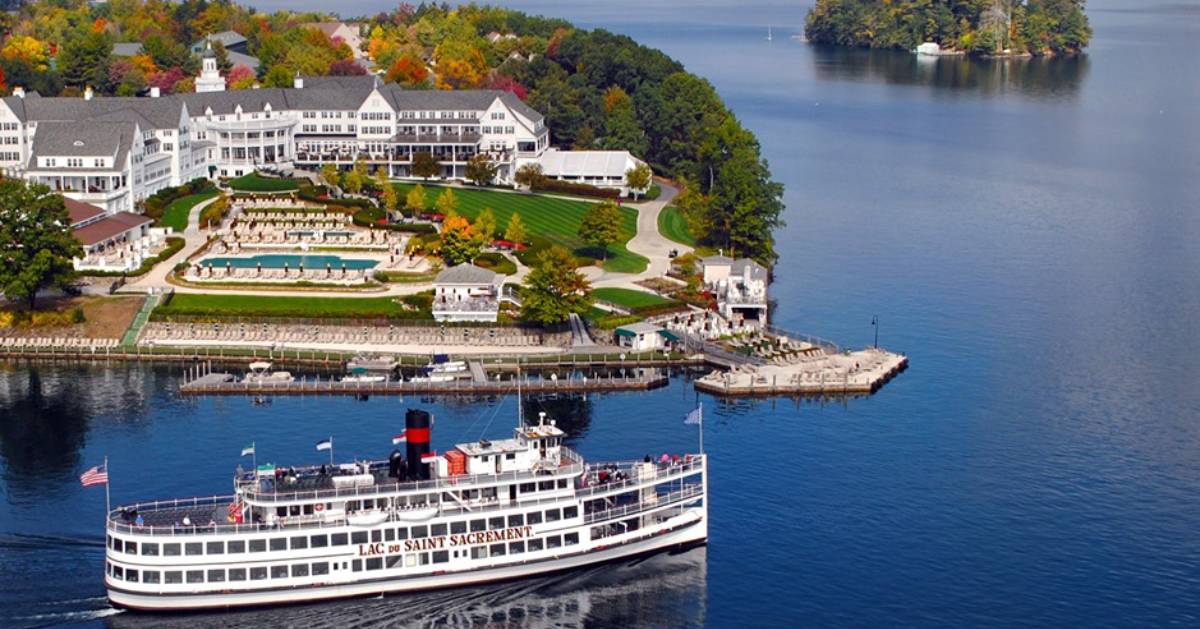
[227,172,302,193]
[393,183,648,273]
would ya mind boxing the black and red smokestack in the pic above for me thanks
[405,409,432,480]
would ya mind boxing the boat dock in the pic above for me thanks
[180,370,669,397]
[694,348,908,396]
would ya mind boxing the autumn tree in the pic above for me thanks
[0,181,82,310]
[504,212,527,245]
[320,163,341,189]
[377,170,400,216]
[342,159,368,194]
[625,163,652,200]
[434,188,458,216]
[578,200,624,260]
[472,207,496,245]
[405,183,427,215]
[411,152,439,180]
[520,245,592,326]
[514,163,544,190]
[439,211,481,266]
[225,64,255,89]
[465,154,497,186]
[385,53,429,86]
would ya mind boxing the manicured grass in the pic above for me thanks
[591,287,673,309]
[394,183,647,273]
[229,172,301,193]
[154,293,428,320]
[161,191,219,231]
[658,206,697,248]
[474,252,517,275]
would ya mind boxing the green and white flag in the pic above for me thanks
[241,443,255,457]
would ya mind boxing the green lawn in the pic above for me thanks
[394,183,647,273]
[591,287,673,309]
[229,172,301,193]
[161,191,219,231]
[657,206,697,248]
[154,294,427,320]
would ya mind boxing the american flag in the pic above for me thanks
[80,464,108,488]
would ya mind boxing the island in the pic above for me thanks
[804,0,1092,56]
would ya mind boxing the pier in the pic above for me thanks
[694,348,908,396]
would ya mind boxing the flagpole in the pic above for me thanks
[698,403,704,455]
[104,455,111,518]
[252,443,256,472]
[329,436,334,466]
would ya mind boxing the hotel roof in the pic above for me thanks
[64,198,106,226]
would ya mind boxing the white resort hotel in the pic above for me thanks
[0,46,648,215]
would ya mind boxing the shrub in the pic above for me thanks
[198,196,230,227]
[532,178,621,199]
[71,307,86,323]
[473,252,517,275]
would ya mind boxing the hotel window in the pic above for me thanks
[207,569,225,583]
[351,531,368,544]
[185,542,203,556]
[271,565,288,579]
[528,538,543,552]
[249,539,266,552]
[186,570,204,584]
[227,540,245,553]
[165,571,183,584]
[250,567,267,581]
[229,568,246,581]
[270,538,287,551]
[470,519,486,532]
[163,543,181,556]
[292,564,309,577]
[312,562,329,576]
[332,533,348,546]
[527,512,543,525]
[141,542,159,556]
[310,534,328,548]
[143,571,160,584]
[291,536,308,549]
[206,541,223,554]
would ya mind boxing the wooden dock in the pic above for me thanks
[179,371,669,397]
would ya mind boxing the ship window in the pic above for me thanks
[164,542,181,556]
[395,528,408,540]
[143,571,160,584]
[276,507,286,517]
[112,538,123,552]
[186,570,203,583]
[557,479,568,489]
[418,553,431,566]
[482,487,497,500]
[249,539,267,552]
[352,559,363,572]
[520,483,535,493]
[207,541,224,554]
[312,562,329,576]
[366,557,382,571]
[506,453,516,460]
[470,519,486,532]
[290,536,307,549]
[386,555,403,569]
[451,521,466,534]
[113,566,124,580]
[489,517,505,530]
[351,531,368,544]
[412,525,428,539]
[292,564,309,577]
[489,543,506,557]
[385,528,395,541]
[141,542,159,556]
[185,542,203,556]
[546,509,561,522]
[431,523,447,537]
[547,535,562,549]
[311,534,327,548]
[371,530,382,543]
[538,481,553,491]
[106,535,112,549]
[270,538,287,551]
[228,540,245,553]
[471,546,487,559]
[271,565,288,579]
[165,571,183,584]
[207,569,225,582]
[125,541,137,554]
[564,506,578,519]
[527,512,542,525]
[432,551,449,564]
[405,554,417,567]
[528,538,543,552]
[229,568,246,581]
[250,567,267,580]
[508,514,524,527]
[509,541,525,554]
[565,532,579,545]
[332,533,348,546]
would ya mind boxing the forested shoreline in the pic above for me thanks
[0,2,784,264]
[805,0,1091,56]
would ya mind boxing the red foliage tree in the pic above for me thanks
[485,73,527,101]
[385,54,429,86]
[329,59,367,76]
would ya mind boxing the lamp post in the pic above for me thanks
[871,315,879,349]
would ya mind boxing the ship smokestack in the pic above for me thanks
[405,409,432,480]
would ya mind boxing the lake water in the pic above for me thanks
[3,0,1200,626]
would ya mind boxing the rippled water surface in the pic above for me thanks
[3,0,1200,627]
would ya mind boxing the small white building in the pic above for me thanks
[433,265,502,322]
[533,148,649,197]
[614,321,675,352]
[67,198,162,272]
[700,255,769,326]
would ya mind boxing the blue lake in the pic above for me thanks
[3,0,1200,627]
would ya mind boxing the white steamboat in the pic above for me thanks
[103,409,707,611]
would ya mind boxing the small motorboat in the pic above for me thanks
[244,361,293,383]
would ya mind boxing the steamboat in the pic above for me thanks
[103,408,707,611]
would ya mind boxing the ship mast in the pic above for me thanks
[516,361,523,430]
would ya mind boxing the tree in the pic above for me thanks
[439,211,481,266]
[465,154,498,186]
[225,64,255,89]
[601,95,648,156]
[504,212,527,245]
[514,162,545,190]
[434,188,458,216]
[329,59,367,76]
[625,162,652,200]
[385,52,429,86]
[58,31,112,90]
[0,181,82,310]
[472,207,496,245]
[320,163,340,189]
[405,183,427,215]
[377,170,399,216]
[578,200,624,260]
[212,40,232,72]
[411,152,439,180]
[696,117,785,264]
[520,245,592,326]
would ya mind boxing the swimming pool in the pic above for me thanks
[199,254,379,270]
